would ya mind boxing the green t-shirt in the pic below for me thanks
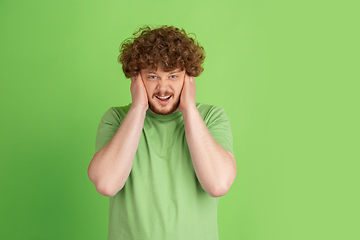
[95,103,233,240]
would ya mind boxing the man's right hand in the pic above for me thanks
[89,73,148,197]
[130,73,148,111]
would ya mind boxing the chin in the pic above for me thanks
[149,101,179,115]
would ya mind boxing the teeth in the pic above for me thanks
[157,95,171,99]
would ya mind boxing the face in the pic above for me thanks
[140,68,185,115]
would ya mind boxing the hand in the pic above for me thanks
[130,73,148,111]
[179,74,196,113]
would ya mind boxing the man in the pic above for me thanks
[88,25,237,240]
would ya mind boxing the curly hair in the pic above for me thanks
[118,25,205,78]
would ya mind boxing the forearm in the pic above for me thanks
[182,106,237,197]
[88,106,146,197]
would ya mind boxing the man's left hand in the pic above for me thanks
[179,74,196,113]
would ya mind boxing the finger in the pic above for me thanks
[138,73,144,83]
[185,75,194,84]
[131,74,138,83]
[180,75,186,93]
[131,73,140,82]
[184,73,191,84]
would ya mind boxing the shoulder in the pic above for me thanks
[100,104,131,124]
[196,102,228,121]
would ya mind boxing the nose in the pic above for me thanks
[156,78,170,92]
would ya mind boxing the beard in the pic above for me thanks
[148,97,180,115]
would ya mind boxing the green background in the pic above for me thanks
[1,0,359,239]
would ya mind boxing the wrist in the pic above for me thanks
[130,104,148,115]
[180,104,198,117]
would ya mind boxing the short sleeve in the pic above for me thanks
[95,107,123,153]
[201,105,234,154]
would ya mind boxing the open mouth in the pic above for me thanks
[155,95,172,104]
[156,95,171,100]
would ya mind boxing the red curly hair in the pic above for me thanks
[118,25,205,78]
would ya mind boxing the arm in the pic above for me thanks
[179,75,237,197]
[87,74,148,197]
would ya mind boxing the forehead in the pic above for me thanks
[141,68,184,74]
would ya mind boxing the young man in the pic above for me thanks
[88,26,237,240]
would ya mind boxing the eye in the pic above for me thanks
[149,75,157,80]
[169,75,177,79]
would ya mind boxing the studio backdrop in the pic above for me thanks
[0,1,358,240]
